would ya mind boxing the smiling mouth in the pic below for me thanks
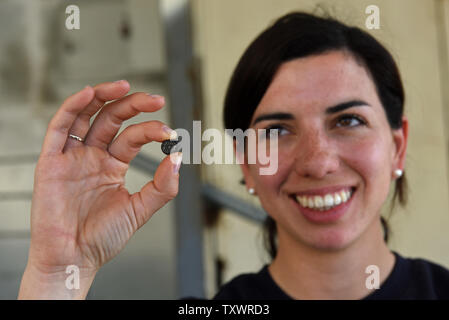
[291,187,356,212]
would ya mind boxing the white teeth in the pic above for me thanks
[314,196,324,208]
[308,197,315,208]
[334,193,342,205]
[301,196,308,207]
[295,188,353,211]
[324,194,334,207]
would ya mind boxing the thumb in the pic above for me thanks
[132,152,182,227]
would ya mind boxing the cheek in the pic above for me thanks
[344,139,388,176]
[339,134,393,201]
[251,161,292,223]
[251,150,292,194]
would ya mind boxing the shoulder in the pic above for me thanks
[213,265,290,300]
[403,255,449,299]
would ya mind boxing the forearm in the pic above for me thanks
[18,263,97,300]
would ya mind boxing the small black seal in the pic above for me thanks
[161,136,182,155]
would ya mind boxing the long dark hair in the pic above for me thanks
[223,11,408,260]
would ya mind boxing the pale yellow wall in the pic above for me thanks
[191,0,449,295]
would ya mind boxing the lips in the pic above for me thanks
[289,186,356,223]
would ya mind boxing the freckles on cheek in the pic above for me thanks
[257,176,282,195]
[253,155,291,194]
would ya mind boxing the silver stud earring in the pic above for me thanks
[394,169,403,178]
[248,188,255,195]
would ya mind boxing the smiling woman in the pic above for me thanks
[217,11,449,299]
[17,10,449,301]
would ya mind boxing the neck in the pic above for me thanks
[268,218,395,299]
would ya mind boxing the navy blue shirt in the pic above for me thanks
[213,251,449,299]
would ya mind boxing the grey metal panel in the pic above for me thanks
[0,154,39,165]
[162,0,205,298]
[0,192,33,201]
[201,183,267,223]
[130,153,160,176]
[131,154,266,224]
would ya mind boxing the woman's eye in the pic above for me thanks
[336,114,366,128]
[263,125,289,138]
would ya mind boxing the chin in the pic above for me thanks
[301,227,359,251]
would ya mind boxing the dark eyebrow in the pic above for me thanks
[326,100,370,114]
[251,100,370,126]
[252,112,294,126]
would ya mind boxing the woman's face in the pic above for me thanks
[241,50,408,251]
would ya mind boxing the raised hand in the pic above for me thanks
[18,81,182,299]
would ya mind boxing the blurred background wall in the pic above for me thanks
[0,0,448,299]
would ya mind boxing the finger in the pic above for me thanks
[108,121,176,164]
[64,80,130,151]
[130,152,182,227]
[41,86,95,156]
[84,93,165,150]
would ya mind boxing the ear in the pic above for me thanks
[233,139,256,190]
[391,116,408,174]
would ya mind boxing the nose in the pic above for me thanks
[293,128,339,179]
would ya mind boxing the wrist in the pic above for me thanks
[18,262,97,300]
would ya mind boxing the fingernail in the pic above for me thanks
[148,94,163,99]
[162,125,177,139]
[114,79,126,83]
[171,152,183,174]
